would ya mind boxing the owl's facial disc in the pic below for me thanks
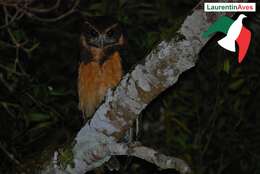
[83,21,121,49]
[89,34,116,48]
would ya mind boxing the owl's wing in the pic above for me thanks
[80,49,92,64]
[236,26,251,63]
[203,16,234,38]
[119,45,130,73]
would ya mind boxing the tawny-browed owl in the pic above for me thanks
[78,16,126,120]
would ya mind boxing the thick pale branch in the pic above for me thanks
[108,143,191,174]
[130,146,191,174]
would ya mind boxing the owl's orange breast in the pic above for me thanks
[78,51,122,119]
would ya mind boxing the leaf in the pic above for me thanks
[229,79,245,91]
[223,58,230,74]
[13,30,26,42]
[146,32,159,48]
[27,112,51,122]
[88,3,104,11]
[49,89,67,96]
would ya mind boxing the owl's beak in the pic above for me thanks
[97,35,106,48]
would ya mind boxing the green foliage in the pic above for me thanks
[58,143,75,169]
[26,112,52,123]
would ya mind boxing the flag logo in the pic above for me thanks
[203,14,251,63]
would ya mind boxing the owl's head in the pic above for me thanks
[79,16,126,64]
[80,16,125,49]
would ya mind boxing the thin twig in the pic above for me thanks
[0,8,20,29]
[0,73,13,92]
[0,142,21,166]
[0,0,80,28]
[24,0,80,22]
[25,0,61,13]
[25,92,62,119]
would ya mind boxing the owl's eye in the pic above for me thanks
[86,29,98,37]
[107,30,116,37]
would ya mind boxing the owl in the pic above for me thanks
[78,16,126,120]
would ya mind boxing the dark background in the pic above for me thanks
[0,0,259,174]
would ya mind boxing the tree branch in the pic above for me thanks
[109,143,191,174]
